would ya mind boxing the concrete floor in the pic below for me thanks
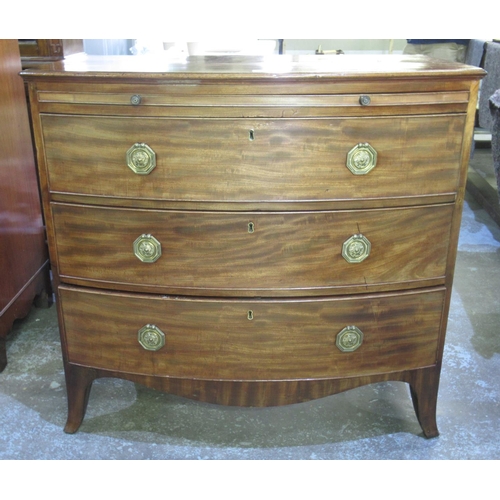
[1,151,500,460]
[467,136,500,227]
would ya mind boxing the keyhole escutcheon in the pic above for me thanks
[247,310,254,320]
[248,222,255,233]
[249,129,255,141]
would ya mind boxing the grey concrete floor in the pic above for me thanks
[1,158,500,460]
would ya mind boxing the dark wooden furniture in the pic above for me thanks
[18,39,84,68]
[0,39,51,372]
[22,54,484,435]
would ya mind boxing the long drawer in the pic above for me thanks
[36,88,470,111]
[51,202,453,295]
[60,285,445,380]
[41,114,465,203]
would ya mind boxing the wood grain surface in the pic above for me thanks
[60,285,445,380]
[41,114,465,203]
[51,203,453,295]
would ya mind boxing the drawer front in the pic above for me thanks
[36,89,470,117]
[60,285,445,380]
[41,114,465,203]
[52,203,453,294]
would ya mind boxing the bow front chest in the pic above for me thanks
[23,54,484,435]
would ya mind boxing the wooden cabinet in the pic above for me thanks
[22,54,484,436]
[18,39,83,68]
[0,40,51,371]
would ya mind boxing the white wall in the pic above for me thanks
[281,39,407,55]
[82,39,408,56]
[83,39,134,55]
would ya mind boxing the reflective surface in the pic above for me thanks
[22,54,485,80]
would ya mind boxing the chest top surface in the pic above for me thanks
[21,53,484,83]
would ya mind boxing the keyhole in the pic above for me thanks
[247,310,254,320]
[249,129,255,141]
[248,222,255,233]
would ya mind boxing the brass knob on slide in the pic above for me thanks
[130,94,142,105]
[126,142,156,175]
[133,234,162,263]
[359,95,371,106]
[346,142,377,175]
[138,324,165,351]
[336,325,364,352]
[342,234,371,263]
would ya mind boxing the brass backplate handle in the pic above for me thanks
[346,142,377,175]
[126,142,156,175]
[133,234,162,263]
[336,325,363,352]
[138,324,165,351]
[342,234,371,263]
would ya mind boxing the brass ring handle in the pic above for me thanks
[138,324,165,351]
[126,143,156,175]
[346,142,377,175]
[336,325,363,352]
[133,234,162,263]
[342,234,371,263]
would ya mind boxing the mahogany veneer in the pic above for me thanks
[22,54,484,436]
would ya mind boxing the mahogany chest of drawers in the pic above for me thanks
[22,54,484,436]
